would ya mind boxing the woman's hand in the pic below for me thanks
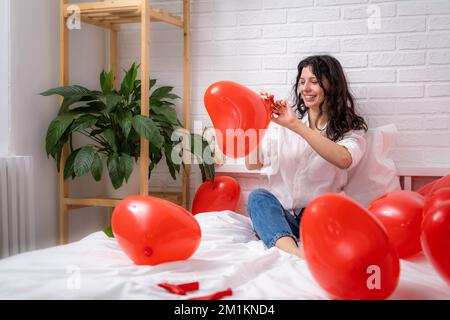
[271,99,298,130]
[260,90,300,130]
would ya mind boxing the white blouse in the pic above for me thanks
[260,113,366,212]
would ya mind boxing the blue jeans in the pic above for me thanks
[247,188,304,249]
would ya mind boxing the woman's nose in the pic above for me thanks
[303,82,312,92]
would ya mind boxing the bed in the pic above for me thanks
[0,211,449,300]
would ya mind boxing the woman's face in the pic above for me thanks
[299,66,326,110]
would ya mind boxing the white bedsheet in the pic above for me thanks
[0,211,449,300]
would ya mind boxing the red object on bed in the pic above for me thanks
[192,176,241,215]
[301,193,400,300]
[430,174,450,194]
[417,179,439,197]
[158,282,200,295]
[112,195,201,266]
[368,191,425,259]
[421,201,450,286]
[423,188,450,217]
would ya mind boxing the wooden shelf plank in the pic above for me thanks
[63,1,183,28]
[149,9,183,28]
[63,0,141,13]
[65,192,183,209]
[65,197,121,208]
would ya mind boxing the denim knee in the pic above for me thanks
[246,188,297,249]
[248,188,274,205]
[247,189,274,216]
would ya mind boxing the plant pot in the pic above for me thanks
[104,161,141,200]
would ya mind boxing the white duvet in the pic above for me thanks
[0,211,449,300]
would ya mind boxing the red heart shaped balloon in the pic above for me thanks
[204,81,272,158]
[421,201,450,286]
[192,176,241,215]
[416,179,439,197]
[301,193,400,300]
[423,188,450,217]
[368,191,425,259]
[430,174,450,194]
[112,195,201,265]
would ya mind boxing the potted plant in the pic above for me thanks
[41,63,215,198]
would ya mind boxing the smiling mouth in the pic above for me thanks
[303,95,316,102]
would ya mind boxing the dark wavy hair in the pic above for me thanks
[292,55,368,142]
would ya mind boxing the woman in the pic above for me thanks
[245,55,368,259]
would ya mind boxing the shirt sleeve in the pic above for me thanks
[337,130,367,171]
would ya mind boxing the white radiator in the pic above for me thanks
[0,156,36,258]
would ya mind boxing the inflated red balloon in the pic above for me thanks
[423,188,450,217]
[192,176,241,215]
[301,193,400,300]
[368,191,425,259]
[204,81,272,158]
[430,174,450,194]
[112,195,201,265]
[421,201,450,286]
[416,179,439,197]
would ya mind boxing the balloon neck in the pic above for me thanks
[143,247,153,257]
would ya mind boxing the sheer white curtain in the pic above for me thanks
[0,0,10,156]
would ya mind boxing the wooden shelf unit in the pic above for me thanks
[59,0,191,244]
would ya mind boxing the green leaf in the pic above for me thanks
[149,142,163,165]
[107,154,123,189]
[164,146,180,180]
[117,109,133,139]
[71,114,98,132]
[203,162,215,186]
[165,93,180,100]
[45,113,76,156]
[103,225,115,238]
[105,92,122,112]
[100,70,114,95]
[119,154,133,183]
[64,148,81,180]
[40,85,93,98]
[151,86,174,100]
[151,105,179,126]
[132,115,163,148]
[86,100,106,112]
[73,146,96,177]
[150,79,157,90]
[91,152,103,181]
[120,63,138,99]
[103,129,117,153]
[58,96,101,115]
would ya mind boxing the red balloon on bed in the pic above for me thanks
[421,201,450,286]
[301,193,400,300]
[192,176,241,215]
[368,191,425,259]
[112,195,201,266]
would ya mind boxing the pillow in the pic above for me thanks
[344,124,401,208]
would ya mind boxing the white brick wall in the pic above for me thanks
[116,0,450,213]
